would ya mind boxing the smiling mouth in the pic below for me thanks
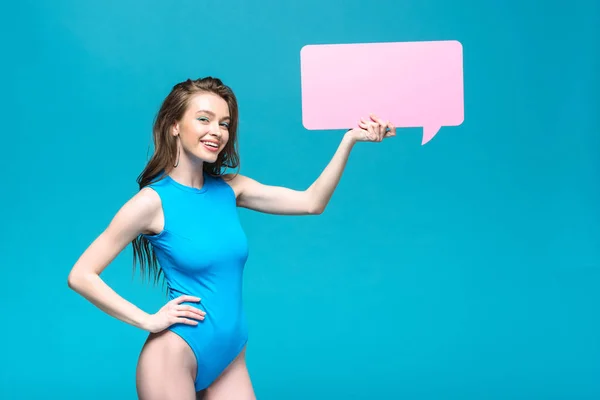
[201,140,220,152]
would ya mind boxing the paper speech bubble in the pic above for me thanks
[300,40,464,144]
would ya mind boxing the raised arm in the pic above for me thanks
[227,114,395,215]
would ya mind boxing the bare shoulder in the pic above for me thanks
[67,186,164,279]
[124,186,163,235]
[102,186,164,239]
[118,186,162,218]
[135,186,162,211]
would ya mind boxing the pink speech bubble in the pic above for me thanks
[300,40,464,144]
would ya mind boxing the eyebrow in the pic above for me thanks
[196,110,230,120]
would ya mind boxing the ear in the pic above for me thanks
[172,122,180,137]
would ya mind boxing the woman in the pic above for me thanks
[67,77,395,399]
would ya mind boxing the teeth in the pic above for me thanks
[202,141,218,148]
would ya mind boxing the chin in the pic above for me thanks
[200,151,221,164]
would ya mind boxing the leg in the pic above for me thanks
[204,346,255,400]
[136,330,198,400]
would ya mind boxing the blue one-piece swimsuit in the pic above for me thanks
[142,171,249,392]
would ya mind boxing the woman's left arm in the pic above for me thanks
[227,114,395,215]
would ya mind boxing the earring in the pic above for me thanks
[174,136,180,167]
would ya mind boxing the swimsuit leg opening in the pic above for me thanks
[167,328,202,390]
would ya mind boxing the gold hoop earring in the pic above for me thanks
[174,136,180,167]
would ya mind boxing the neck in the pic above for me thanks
[168,156,205,189]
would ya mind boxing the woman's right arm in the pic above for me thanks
[67,187,163,331]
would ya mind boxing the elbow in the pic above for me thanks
[67,271,90,292]
[305,190,325,215]
[308,203,325,215]
[67,272,80,291]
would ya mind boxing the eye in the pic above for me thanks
[220,122,230,129]
[197,117,209,123]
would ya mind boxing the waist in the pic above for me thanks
[169,304,248,345]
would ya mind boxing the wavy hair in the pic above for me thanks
[132,77,240,284]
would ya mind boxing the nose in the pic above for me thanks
[209,123,221,137]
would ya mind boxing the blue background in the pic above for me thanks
[1,0,599,399]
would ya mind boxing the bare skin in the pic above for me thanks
[136,331,199,400]
[136,330,254,400]
[67,90,395,399]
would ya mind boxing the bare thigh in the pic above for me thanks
[136,330,198,400]
[201,346,255,400]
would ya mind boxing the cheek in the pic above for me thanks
[180,133,203,152]
[222,130,230,144]
[182,124,207,142]
[184,120,207,135]
[180,132,196,146]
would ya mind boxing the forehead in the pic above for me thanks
[187,92,230,117]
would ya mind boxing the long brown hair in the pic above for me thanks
[132,77,241,285]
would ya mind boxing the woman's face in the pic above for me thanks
[174,92,231,165]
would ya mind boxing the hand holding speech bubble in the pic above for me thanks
[300,40,464,144]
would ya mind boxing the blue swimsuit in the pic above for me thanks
[142,171,249,391]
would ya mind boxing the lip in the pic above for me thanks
[201,140,220,152]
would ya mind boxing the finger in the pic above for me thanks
[369,120,381,141]
[385,122,396,137]
[364,123,372,139]
[173,295,201,304]
[370,114,385,139]
[176,310,205,320]
[178,305,206,316]
[370,113,384,127]
[368,124,377,141]
[175,317,199,326]
[381,121,390,139]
